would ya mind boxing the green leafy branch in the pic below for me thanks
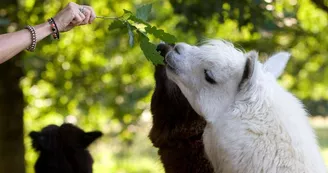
[103,4,177,65]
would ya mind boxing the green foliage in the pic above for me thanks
[127,23,134,47]
[107,4,177,65]
[15,1,183,172]
[136,3,152,22]
[0,18,10,26]
[139,33,164,65]
[145,26,177,43]
[108,19,126,30]
[1,0,328,172]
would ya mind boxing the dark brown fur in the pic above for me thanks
[149,65,214,173]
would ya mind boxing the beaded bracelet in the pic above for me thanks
[25,25,37,52]
[48,18,60,39]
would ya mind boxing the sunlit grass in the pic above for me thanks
[310,116,328,169]
[86,111,164,173]
[322,149,328,166]
[89,116,328,173]
[316,129,328,169]
[25,116,328,173]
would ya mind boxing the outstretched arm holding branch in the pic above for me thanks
[0,2,96,64]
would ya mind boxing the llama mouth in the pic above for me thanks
[156,43,179,72]
[186,132,204,147]
[165,54,179,72]
[156,43,174,58]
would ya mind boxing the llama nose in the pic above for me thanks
[156,43,174,57]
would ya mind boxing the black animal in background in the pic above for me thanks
[29,123,102,173]
[149,43,214,173]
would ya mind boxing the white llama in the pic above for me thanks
[158,40,327,173]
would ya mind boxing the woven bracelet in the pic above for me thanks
[25,25,37,52]
[48,18,60,39]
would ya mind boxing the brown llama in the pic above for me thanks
[149,49,214,173]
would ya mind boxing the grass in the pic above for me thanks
[89,116,328,173]
[310,116,328,169]
[316,128,328,167]
[25,115,328,173]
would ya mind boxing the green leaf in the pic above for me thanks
[139,33,164,65]
[136,4,152,22]
[108,20,126,31]
[145,26,177,43]
[127,23,134,47]
[123,9,150,26]
[122,9,133,20]
[128,14,151,26]
[123,9,132,14]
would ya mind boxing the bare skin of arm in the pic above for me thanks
[0,23,52,64]
[0,2,96,64]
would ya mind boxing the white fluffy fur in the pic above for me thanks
[165,40,327,173]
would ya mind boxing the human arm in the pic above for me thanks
[0,23,52,64]
[0,2,96,64]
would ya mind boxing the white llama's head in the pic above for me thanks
[157,40,290,122]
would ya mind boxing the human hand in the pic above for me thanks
[53,2,96,32]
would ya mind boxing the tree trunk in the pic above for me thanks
[0,58,25,173]
[0,0,26,172]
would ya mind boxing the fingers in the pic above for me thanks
[84,6,96,24]
[80,6,90,25]
[53,2,96,32]
[71,11,85,26]
[79,5,96,25]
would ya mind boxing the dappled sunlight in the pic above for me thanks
[1,0,328,172]
[321,149,328,168]
[89,112,164,173]
[310,117,328,167]
[21,0,328,171]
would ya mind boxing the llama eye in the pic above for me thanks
[204,69,216,84]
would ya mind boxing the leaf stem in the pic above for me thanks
[96,16,117,19]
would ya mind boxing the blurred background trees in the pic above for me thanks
[0,0,327,172]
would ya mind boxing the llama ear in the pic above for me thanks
[264,52,290,78]
[239,50,258,88]
[29,131,43,150]
[82,131,103,148]
[29,131,40,141]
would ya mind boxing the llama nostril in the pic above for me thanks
[156,43,173,57]
[174,46,180,55]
